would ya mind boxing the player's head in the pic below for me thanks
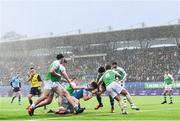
[87,81,98,90]
[165,69,169,74]
[16,72,20,78]
[105,64,112,70]
[71,77,79,83]
[30,67,36,75]
[60,58,67,66]
[98,66,105,74]
[56,53,64,60]
[112,62,117,68]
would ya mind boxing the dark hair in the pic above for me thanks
[30,67,34,70]
[98,66,105,73]
[90,81,98,89]
[56,53,64,60]
[112,62,117,65]
[105,64,111,70]
[64,59,67,63]
[60,58,67,64]
[72,77,77,80]
[165,69,169,72]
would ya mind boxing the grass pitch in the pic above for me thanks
[0,96,180,121]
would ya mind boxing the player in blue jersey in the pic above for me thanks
[10,72,22,105]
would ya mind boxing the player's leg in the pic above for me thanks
[161,89,167,104]
[121,81,127,108]
[95,94,103,109]
[95,83,106,110]
[106,82,127,114]
[55,85,84,114]
[114,95,127,114]
[35,92,54,109]
[120,89,139,110]
[28,94,33,105]
[17,91,22,105]
[32,89,51,108]
[109,96,115,113]
[28,89,51,116]
[11,92,17,104]
[37,88,46,109]
[169,89,173,104]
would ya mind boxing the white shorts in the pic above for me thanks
[106,81,124,98]
[165,84,173,90]
[44,81,61,90]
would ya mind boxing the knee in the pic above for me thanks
[28,95,32,99]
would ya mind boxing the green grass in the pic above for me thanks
[0,96,180,121]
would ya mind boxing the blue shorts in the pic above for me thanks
[72,89,89,99]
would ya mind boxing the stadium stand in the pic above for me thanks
[0,24,180,96]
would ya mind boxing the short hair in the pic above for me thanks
[61,58,67,64]
[90,81,98,89]
[30,67,34,70]
[105,64,111,70]
[64,59,67,63]
[56,53,64,60]
[98,66,105,73]
[112,62,117,65]
[72,77,77,80]
[165,69,169,72]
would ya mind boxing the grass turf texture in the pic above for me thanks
[0,96,180,121]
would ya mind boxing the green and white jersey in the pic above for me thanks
[44,60,65,82]
[164,74,174,85]
[100,69,120,86]
[113,66,127,81]
[66,82,75,95]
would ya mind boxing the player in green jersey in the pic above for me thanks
[112,62,127,112]
[27,54,84,116]
[161,69,174,104]
[98,64,139,114]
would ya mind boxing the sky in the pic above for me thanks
[0,0,180,38]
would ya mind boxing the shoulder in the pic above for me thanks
[60,64,66,71]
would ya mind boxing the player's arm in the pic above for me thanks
[95,74,101,83]
[122,69,127,81]
[170,75,174,83]
[19,81,21,88]
[37,75,42,86]
[97,77,104,95]
[61,70,71,83]
[71,82,87,90]
[10,78,14,88]
[83,90,93,101]
[115,71,121,81]
[27,74,32,82]
[50,66,61,78]
[10,81,13,88]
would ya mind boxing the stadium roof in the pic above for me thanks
[0,24,180,50]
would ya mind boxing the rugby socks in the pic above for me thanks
[29,99,33,105]
[169,93,173,103]
[130,102,135,107]
[18,96,21,105]
[96,95,102,105]
[11,96,16,103]
[74,104,79,111]
[164,93,167,102]
[109,96,114,109]
[31,103,36,109]
[78,104,81,108]
[123,96,127,107]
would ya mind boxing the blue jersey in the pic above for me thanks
[10,76,21,88]
[72,89,89,99]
